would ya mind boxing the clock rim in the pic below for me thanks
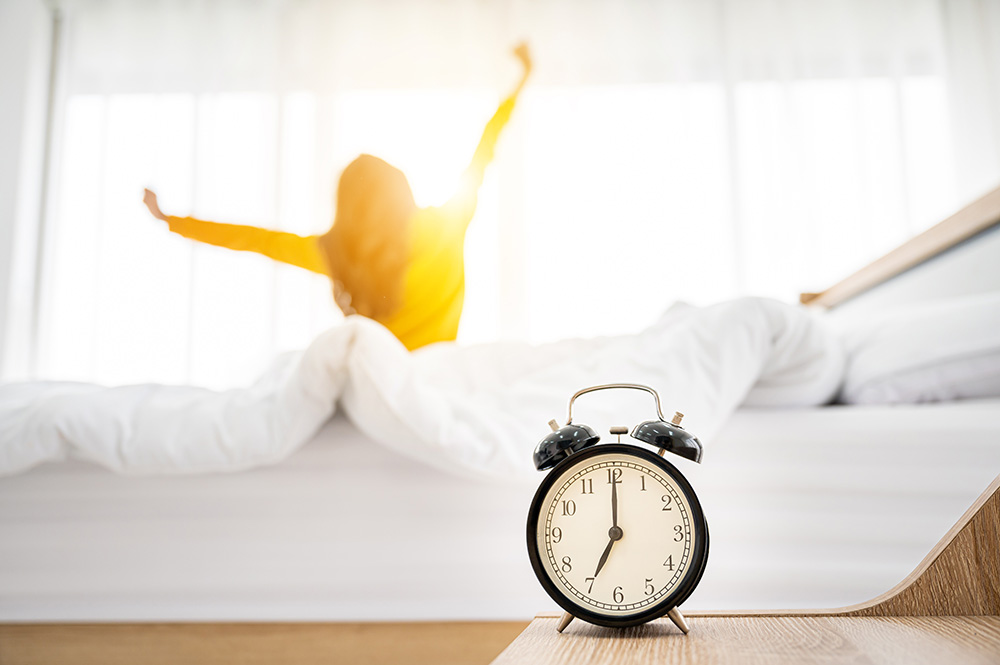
[525,443,710,628]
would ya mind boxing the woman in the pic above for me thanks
[144,43,532,351]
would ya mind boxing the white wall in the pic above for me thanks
[0,0,52,379]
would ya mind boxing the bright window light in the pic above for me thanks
[39,77,958,385]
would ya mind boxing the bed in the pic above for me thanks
[2,186,999,663]
[1,399,999,623]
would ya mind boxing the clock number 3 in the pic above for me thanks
[673,524,684,541]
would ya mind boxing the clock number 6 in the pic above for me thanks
[613,586,624,603]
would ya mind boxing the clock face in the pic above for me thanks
[527,444,708,627]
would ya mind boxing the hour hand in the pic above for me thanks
[594,537,615,577]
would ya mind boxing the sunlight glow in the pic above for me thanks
[41,77,959,385]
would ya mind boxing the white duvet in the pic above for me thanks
[0,298,843,478]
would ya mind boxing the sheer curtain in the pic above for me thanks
[31,0,1000,387]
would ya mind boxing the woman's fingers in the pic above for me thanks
[143,188,167,221]
[513,42,532,72]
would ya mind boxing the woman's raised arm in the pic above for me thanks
[442,43,532,223]
[143,188,328,275]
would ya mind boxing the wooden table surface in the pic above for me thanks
[0,621,529,665]
[491,614,1000,665]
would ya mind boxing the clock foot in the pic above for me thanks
[667,607,690,634]
[556,612,575,633]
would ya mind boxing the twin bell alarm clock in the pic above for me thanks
[526,383,709,634]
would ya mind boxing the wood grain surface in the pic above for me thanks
[0,621,529,665]
[492,615,1000,665]
[845,473,999,617]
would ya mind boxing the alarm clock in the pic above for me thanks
[526,383,709,634]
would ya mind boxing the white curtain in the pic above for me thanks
[28,0,1000,388]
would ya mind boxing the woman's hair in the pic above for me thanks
[318,154,417,320]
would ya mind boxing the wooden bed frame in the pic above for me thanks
[800,184,1000,309]
[3,186,999,665]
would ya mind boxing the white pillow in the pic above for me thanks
[838,292,1000,404]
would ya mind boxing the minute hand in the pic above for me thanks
[611,474,618,528]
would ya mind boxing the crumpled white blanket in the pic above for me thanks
[0,298,844,478]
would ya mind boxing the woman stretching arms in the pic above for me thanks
[144,43,532,351]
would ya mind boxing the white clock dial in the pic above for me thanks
[534,451,698,617]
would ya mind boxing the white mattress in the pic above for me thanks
[1,399,998,621]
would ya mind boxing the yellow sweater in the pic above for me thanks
[167,94,518,351]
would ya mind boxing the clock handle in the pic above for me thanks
[566,383,666,424]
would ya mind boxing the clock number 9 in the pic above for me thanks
[551,527,562,543]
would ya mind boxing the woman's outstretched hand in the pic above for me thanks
[513,41,533,78]
[143,188,168,221]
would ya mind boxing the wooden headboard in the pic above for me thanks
[800,185,1000,311]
